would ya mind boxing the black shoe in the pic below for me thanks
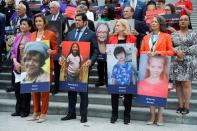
[6,87,15,92]
[124,116,130,124]
[20,112,29,117]
[176,107,183,113]
[80,116,87,123]
[50,87,58,95]
[11,112,20,116]
[61,114,76,121]
[95,82,104,87]
[110,116,118,123]
[181,108,189,115]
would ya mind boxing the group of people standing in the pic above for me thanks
[0,0,196,126]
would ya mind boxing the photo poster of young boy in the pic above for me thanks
[135,54,171,107]
[59,41,90,92]
[106,44,137,94]
[20,40,51,93]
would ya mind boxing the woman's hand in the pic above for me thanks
[176,50,185,61]
[84,59,92,67]
[14,61,21,73]
[47,49,52,55]
[59,56,66,65]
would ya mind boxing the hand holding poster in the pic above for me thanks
[59,41,90,92]
[20,41,50,93]
[136,54,171,107]
[65,6,77,19]
[107,44,137,94]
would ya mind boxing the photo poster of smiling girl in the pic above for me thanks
[20,40,50,93]
[59,41,90,92]
[136,54,171,107]
[106,44,137,94]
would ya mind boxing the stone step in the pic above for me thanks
[0,99,196,125]
[1,89,197,111]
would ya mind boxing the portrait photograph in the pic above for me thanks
[59,41,90,92]
[20,41,50,93]
[106,44,137,94]
[136,54,171,107]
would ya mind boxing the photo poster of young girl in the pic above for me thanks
[20,40,51,93]
[59,41,90,92]
[94,21,110,61]
[106,44,137,94]
[135,54,171,107]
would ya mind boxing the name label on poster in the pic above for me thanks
[135,95,167,107]
[60,81,88,92]
[20,82,50,93]
[108,85,137,94]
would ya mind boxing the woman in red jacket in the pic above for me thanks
[140,15,174,126]
[108,19,136,124]
[28,13,58,123]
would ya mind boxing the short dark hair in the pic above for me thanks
[20,18,34,32]
[75,13,88,22]
[165,3,176,14]
[80,0,90,8]
[147,0,156,7]
[113,46,126,58]
[124,5,134,13]
[157,0,166,4]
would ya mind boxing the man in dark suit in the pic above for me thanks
[123,6,148,50]
[123,5,149,68]
[68,4,95,32]
[61,13,98,123]
[123,0,146,22]
[46,1,69,95]
[0,13,5,71]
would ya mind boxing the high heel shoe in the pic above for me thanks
[37,114,46,123]
[156,122,164,126]
[27,113,39,121]
[146,121,154,125]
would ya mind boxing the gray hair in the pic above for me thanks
[154,15,167,32]
[16,3,26,11]
[49,1,60,8]
[77,4,88,12]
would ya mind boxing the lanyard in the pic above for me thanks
[150,32,159,52]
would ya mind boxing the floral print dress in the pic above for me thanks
[171,30,197,81]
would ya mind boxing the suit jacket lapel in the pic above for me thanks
[79,28,88,41]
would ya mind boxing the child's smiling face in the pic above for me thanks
[148,58,164,78]
[72,44,79,54]
[116,52,126,64]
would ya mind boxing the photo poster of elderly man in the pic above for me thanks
[20,40,50,93]
[136,54,171,107]
[106,44,137,94]
[59,41,90,92]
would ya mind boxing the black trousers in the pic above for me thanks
[53,60,60,89]
[14,82,31,114]
[111,94,132,117]
[68,91,88,117]
[97,61,107,84]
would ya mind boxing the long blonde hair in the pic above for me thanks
[113,19,131,36]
